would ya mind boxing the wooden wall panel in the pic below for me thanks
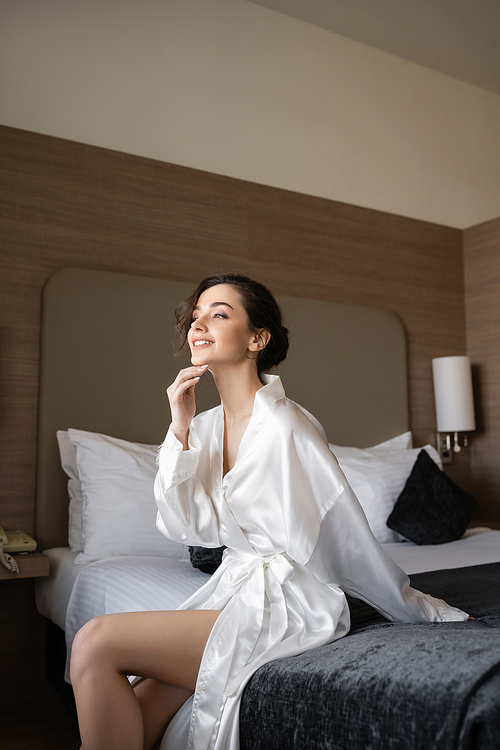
[464,216,500,522]
[0,124,475,534]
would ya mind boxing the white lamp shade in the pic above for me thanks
[432,356,476,432]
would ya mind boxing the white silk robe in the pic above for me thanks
[154,375,468,750]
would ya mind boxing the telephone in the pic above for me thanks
[0,527,37,574]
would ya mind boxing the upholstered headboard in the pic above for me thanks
[35,268,408,550]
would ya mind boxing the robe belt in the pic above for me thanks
[220,549,296,698]
[225,549,295,586]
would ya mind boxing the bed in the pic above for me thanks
[34,268,500,749]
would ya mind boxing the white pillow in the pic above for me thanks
[329,431,413,460]
[66,429,187,564]
[56,430,84,552]
[331,443,442,544]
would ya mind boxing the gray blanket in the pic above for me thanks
[240,563,500,750]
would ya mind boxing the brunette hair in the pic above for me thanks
[174,274,289,377]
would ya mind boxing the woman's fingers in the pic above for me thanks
[166,367,208,440]
[176,375,199,395]
[173,365,207,386]
[167,366,207,401]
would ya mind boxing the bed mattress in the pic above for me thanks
[36,530,500,636]
[35,532,500,748]
[35,547,91,630]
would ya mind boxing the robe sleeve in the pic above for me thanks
[305,483,469,623]
[154,425,222,547]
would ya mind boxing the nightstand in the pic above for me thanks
[0,551,50,581]
[0,551,51,716]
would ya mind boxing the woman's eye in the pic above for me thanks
[191,312,227,323]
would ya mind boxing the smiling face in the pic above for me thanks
[188,284,266,371]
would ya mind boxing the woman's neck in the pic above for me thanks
[213,367,264,425]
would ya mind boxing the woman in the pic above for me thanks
[71,274,469,750]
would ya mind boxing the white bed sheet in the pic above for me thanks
[63,555,210,681]
[384,529,500,574]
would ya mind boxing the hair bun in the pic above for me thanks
[259,324,289,371]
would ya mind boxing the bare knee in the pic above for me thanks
[70,616,114,685]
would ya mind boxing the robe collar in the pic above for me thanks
[253,373,286,417]
[218,374,286,485]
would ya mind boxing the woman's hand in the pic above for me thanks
[166,366,207,448]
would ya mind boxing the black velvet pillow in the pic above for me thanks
[386,449,476,545]
[188,545,226,574]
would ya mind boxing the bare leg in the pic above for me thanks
[133,677,192,750]
[70,609,221,750]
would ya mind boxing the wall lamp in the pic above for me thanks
[432,356,476,464]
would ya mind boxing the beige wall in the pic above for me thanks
[1,125,475,537]
[1,0,500,229]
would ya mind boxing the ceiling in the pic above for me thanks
[248,0,500,94]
